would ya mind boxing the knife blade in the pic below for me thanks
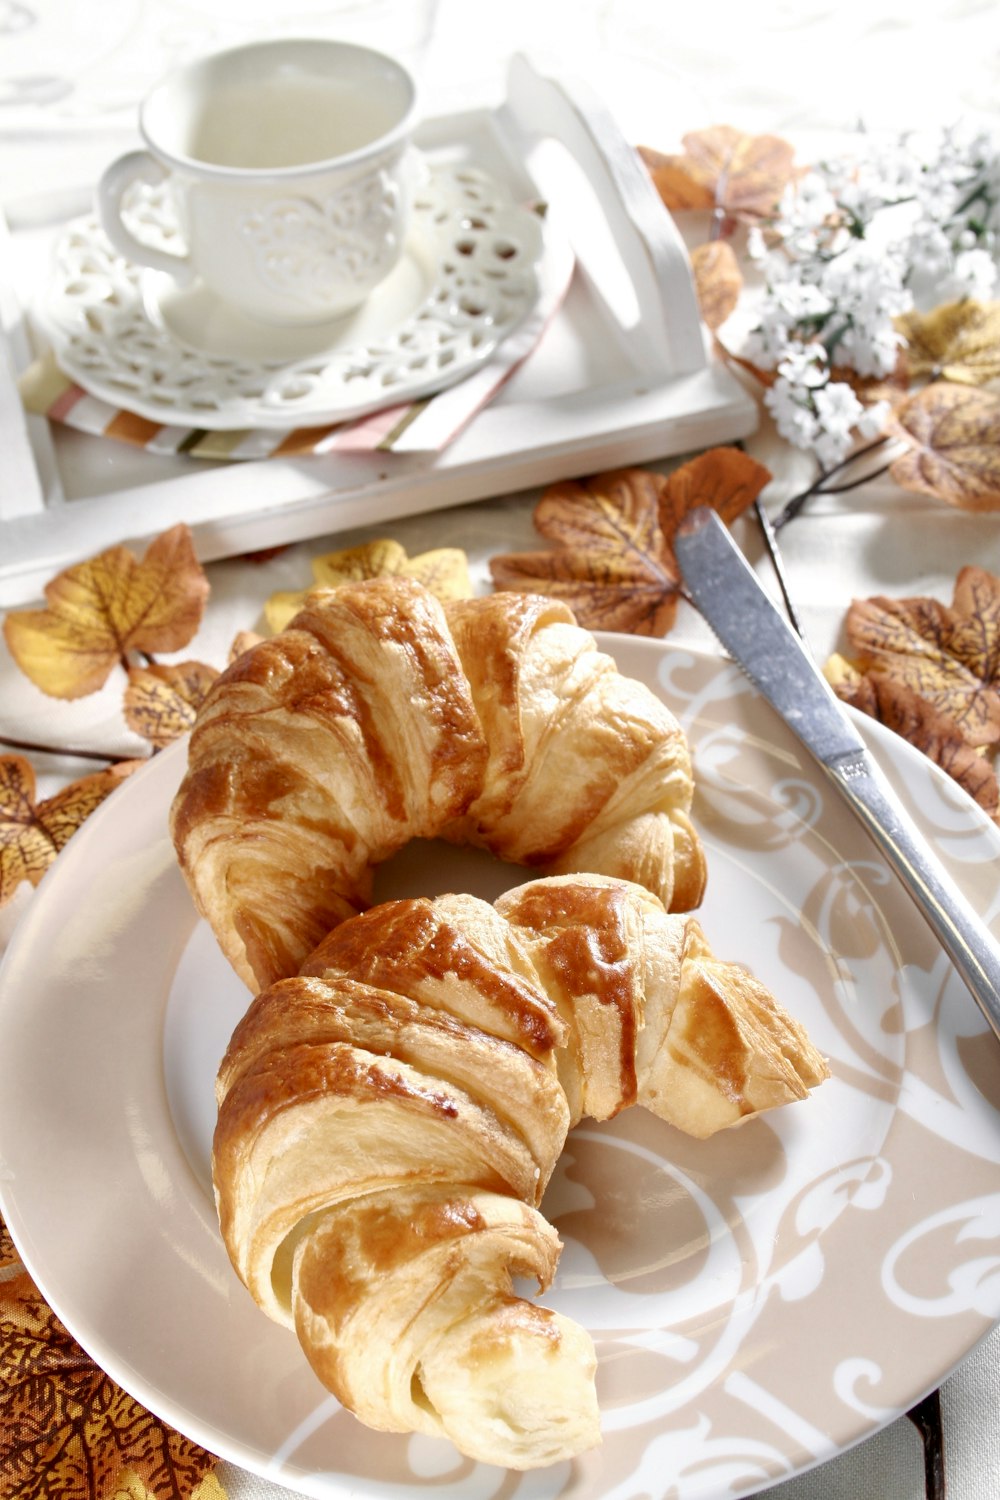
[674,506,1000,1040]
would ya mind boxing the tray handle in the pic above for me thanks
[498,52,707,380]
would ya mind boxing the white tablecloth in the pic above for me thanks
[2,3,1000,1498]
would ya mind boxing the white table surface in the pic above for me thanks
[2,3,1000,1498]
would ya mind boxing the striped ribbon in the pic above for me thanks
[19,237,575,461]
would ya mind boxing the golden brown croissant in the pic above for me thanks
[213,873,828,1469]
[170,579,706,992]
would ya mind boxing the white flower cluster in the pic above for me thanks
[745,123,1000,470]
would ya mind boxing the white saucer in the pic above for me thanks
[40,163,548,430]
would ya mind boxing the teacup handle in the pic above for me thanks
[96,150,195,284]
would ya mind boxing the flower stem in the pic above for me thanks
[819,459,895,496]
[754,499,806,637]
[773,435,892,531]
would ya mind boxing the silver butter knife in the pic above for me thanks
[674,506,1000,1041]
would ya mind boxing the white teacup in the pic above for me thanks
[97,38,420,326]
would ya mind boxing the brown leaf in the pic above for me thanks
[491,468,680,635]
[0,756,140,905]
[888,383,1000,511]
[489,450,771,636]
[715,341,778,388]
[640,126,796,222]
[638,143,714,212]
[123,661,218,748]
[844,566,1000,750]
[657,447,772,539]
[264,538,472,633]
[690,240,743,330]
[491,546,680,635]
[895,299,1000,386]
[0,1208,219,1500]
[832,666,999,818]
[3,525,210,699]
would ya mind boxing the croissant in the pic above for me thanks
[170,578,706,992]
[213,873,828,1470]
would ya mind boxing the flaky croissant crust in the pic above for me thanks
[170,579,707,992]
[213,874,828,1470]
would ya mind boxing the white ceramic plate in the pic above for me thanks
[37,161,548,430]
[2,638,1000,1500]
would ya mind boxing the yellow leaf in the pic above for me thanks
[264,538,472,632]
[310,538,472,598]
[888,383,1000,511]
[0,755,140,905]
[690,240,743,330]
[263,590,307,634]
[822,653,863,691]
[3,525,209,699]
[398,546,472,600]
[123,661,218,748]
[896,299,1000,386]
[310,538,411,586]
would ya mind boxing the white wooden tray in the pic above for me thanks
[0,55,757,606]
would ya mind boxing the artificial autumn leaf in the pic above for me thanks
[0,755,140,905]
[489,450,771,636]
[265,591,311,635]
[690,240,743,330]
[3,525,210,700]
[229,629,264,663]
[639,126,796,222]
[716,343,778,389]
[311,538,472,598]
[888,383,1000,511]
[896,299,1000,386]
[657,447,773,537]
[843,566,1000,751]
[264,538,472,632]
[123,660,218,748]
[0,1209,220,1500]
[827,655,999,818]
[491,469,680,635]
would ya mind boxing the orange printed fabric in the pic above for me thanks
[0,1213,224,1500]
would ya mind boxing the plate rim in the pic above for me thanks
[1,638,999,1500]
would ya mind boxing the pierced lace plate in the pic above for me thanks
[38,162,549,430]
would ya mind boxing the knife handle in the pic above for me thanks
[830,750,1000,1039]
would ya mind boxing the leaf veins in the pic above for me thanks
[639,125,796,222]
[489,449,772,635]
[264,538,472,634]
[888,383,1000,511]
[0,755,140,905]
[843,566,1000,751]
[3,525,210,699]
[0,1211,219,1499]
